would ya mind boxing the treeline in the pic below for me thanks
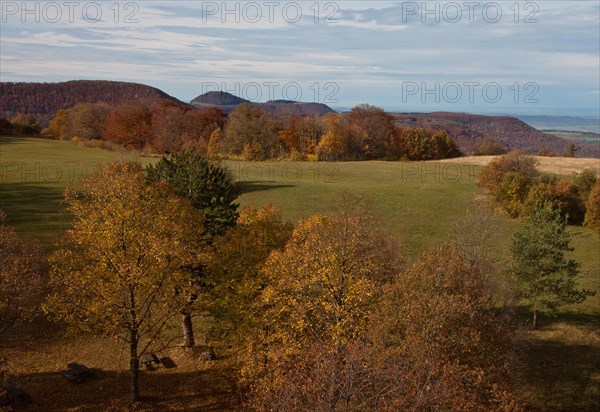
[0,113,42,135]
[41,101,462,161]
[478,151,599,225]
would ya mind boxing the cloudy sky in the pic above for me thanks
[1,1,598,115]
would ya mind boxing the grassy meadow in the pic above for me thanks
[1,136,599,410]
[545,130,600,144]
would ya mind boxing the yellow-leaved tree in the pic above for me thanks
[241,191,404,410]
[44,162,203,401]
[205,204,293,349]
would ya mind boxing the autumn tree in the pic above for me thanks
[511,203,595,327]
[224,103,281,159]
[523,180,585,224]
[347,104,396,159]
[45,163,203,401]
[447,207,513,294]
[278,115,324,158]
[369,243,521,411]
[574,168,597,200]
[44,109,68,139]
[317,113,349,160]
[584,179,600,231]
[103,102,153,150]
[182,107,226,154]
[206,204,293,347]
[150,103,188,153]
[241,192,404,410]
[396,128,461,160]
[478,151,540,216]
[10,113,40,135]
[0,210,43,337]
[478,150,539,194]
[146,150,239,347]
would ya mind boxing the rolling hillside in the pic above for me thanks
[393,112,600,158]
[0,80,184,127]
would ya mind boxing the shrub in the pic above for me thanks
[584,180,600,231]
[523,180,585,224]
[496,172,531,217]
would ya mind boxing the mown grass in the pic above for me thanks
[0,136,152,243]
[1,136,599,410]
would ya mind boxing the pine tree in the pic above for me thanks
[511,203,595,327]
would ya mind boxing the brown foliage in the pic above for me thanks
[523,180,585,224]
[0,210,44,336]
[224,103,282,160]
[103,102,153,149]
[584,180,600,231]
[396,128,461,160]
[369,243,522,411]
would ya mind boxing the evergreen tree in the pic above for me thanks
[146,150,239,347]
[511,203,595,327]
[147,150,239,242]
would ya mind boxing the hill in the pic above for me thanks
[190,91,335,116]
[191,90,249,106]
[0,80,184,127]
[392,112,600,158]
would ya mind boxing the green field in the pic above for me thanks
[1,136,599,410]
[545,130,600,143]
[1,136,598,314]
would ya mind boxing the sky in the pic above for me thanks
[1,1,599,115]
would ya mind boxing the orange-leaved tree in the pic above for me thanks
[241,191,404,410]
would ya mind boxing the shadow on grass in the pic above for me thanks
[513,305,600,329]
[0,135,54,145]
[10,367,238,411]
[237,181,296,194]
[520,338,600,411]
[0,183,68,241]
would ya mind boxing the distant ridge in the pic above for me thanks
[392,112,600,158]
[190,91,336,116]
[0,80,185,126]
[192,90,249,106]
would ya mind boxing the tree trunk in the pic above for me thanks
[130,337,140,401]
[532,309,538,329]
[182,311,195,348]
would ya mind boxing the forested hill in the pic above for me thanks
[393,112,600,158]
[0,80,184,126]
[191,91,336,116]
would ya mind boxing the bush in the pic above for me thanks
[496,172,531,217]
[574,169,597,200]
[584,180,600,231]
[523,180,585,224]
